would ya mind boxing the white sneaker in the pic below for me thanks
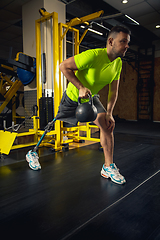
[26,150,41,170]
[101,163,126,185]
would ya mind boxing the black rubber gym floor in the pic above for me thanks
[1,121,160,240]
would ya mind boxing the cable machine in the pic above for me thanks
[59,12,104,146]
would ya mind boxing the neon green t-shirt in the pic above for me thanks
[66,48,122,102]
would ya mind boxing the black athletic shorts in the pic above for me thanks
[55,91,106,125]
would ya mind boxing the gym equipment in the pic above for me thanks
[17,57,36,85]
[0,130,17,155]
[3,116,31,132]
[35,10,103,152]
[39,97,54,129]
[75,95,97,122]
[0,104,38,155]
[0,51,36,115]
[39,8,50,17]
[38,15,54,130]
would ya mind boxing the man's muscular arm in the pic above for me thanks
[59,56,91,98]
[106,79,120,130]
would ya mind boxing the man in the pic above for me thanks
[27,25,130,184]
[58,25,130,185]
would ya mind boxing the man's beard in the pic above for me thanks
[112,46,127,59]
[116,50,126,58]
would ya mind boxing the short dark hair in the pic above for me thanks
[107,25,131,40]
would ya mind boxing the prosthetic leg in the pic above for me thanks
[26,118,56,170]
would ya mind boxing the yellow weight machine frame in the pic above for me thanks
[36,11,103,151]
[36,10,102,150]
[0,10,103,155]
[59,12,103,146]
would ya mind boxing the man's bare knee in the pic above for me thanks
[94,112,115,133]
[93,112,106,128]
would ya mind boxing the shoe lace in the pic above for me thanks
[111,165,122,177]
[31,152,39,165]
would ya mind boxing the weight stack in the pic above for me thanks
[39,97,54,130]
